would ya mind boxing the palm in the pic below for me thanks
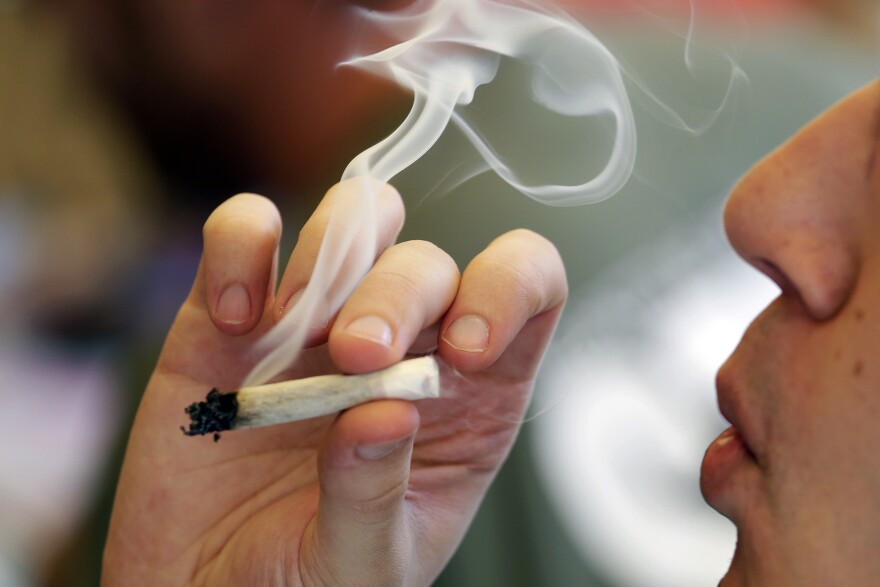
[116,291,553,585]
[104,188,566,586]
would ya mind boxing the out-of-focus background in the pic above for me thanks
[0,0,876,585]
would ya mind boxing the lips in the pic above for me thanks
[701,382,763,513]
[700,361,762,521]
[715,367,761,465]
[701,424,757,512]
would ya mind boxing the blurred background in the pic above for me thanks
[0,0,876,585]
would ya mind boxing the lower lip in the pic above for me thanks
[700,426,754,503]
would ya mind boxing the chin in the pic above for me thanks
[718,537,783,587]
[716,539,749,586]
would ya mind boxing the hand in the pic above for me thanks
[103,180,567,586]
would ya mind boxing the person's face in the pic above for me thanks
[701,80,880,585]
[61,0,410,192]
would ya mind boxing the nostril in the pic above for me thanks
[752,257,799,298]
[751,251,857,321]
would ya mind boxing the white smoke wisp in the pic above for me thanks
[243,0,638,386]
[342,0,638,204]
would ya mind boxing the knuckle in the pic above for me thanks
[394,240,459,275]
[377,241,458,286]
[472,233,567,315]
[398,238,440,257]
[365,242,459,318]
[504,228,562,265]
[342,477,409,521]
[370,266,426,304]
[495,229,567,305]
[471,254,541,314]
[504,262,546,316]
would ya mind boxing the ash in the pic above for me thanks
[181,389,238,442]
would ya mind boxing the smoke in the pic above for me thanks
[243,0,742,386]
[341,0,638,204]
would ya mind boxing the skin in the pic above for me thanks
[102,180,567,585]
[701,80,880,585]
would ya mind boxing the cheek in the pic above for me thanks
[769,303,880,513]
[823,307,880,473]
[740,311,879,578]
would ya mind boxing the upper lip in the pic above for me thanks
[715,366,762,465]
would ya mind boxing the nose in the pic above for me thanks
[722,90,875,320]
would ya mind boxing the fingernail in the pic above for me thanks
[357,437,409,460]
[442,315,489,352]
[345,315,393,346]
[216,283,251,325]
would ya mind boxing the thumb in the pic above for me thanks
[302,400,419,586]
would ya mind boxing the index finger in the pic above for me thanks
[274,178,406,323]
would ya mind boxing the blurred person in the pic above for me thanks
[0,3,154,333]
[0,4,158,584]
[55,0,413,210]
[800,0,879,44]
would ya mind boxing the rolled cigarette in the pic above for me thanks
[181,356,440,441]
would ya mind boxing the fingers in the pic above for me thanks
[327,228,562,375]
[195,193,282,336]
[329,240,460,373]
[274,178,406,322]
[438,229,568,373]
[192,184,564,385]
[302,400,419,586]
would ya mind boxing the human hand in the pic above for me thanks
[102,180,567,586]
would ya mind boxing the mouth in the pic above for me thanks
[715,416,759,467]
[707,425,757,465]
[715,370,762,465]
[700,375,763,512]
[700,423,759,515]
